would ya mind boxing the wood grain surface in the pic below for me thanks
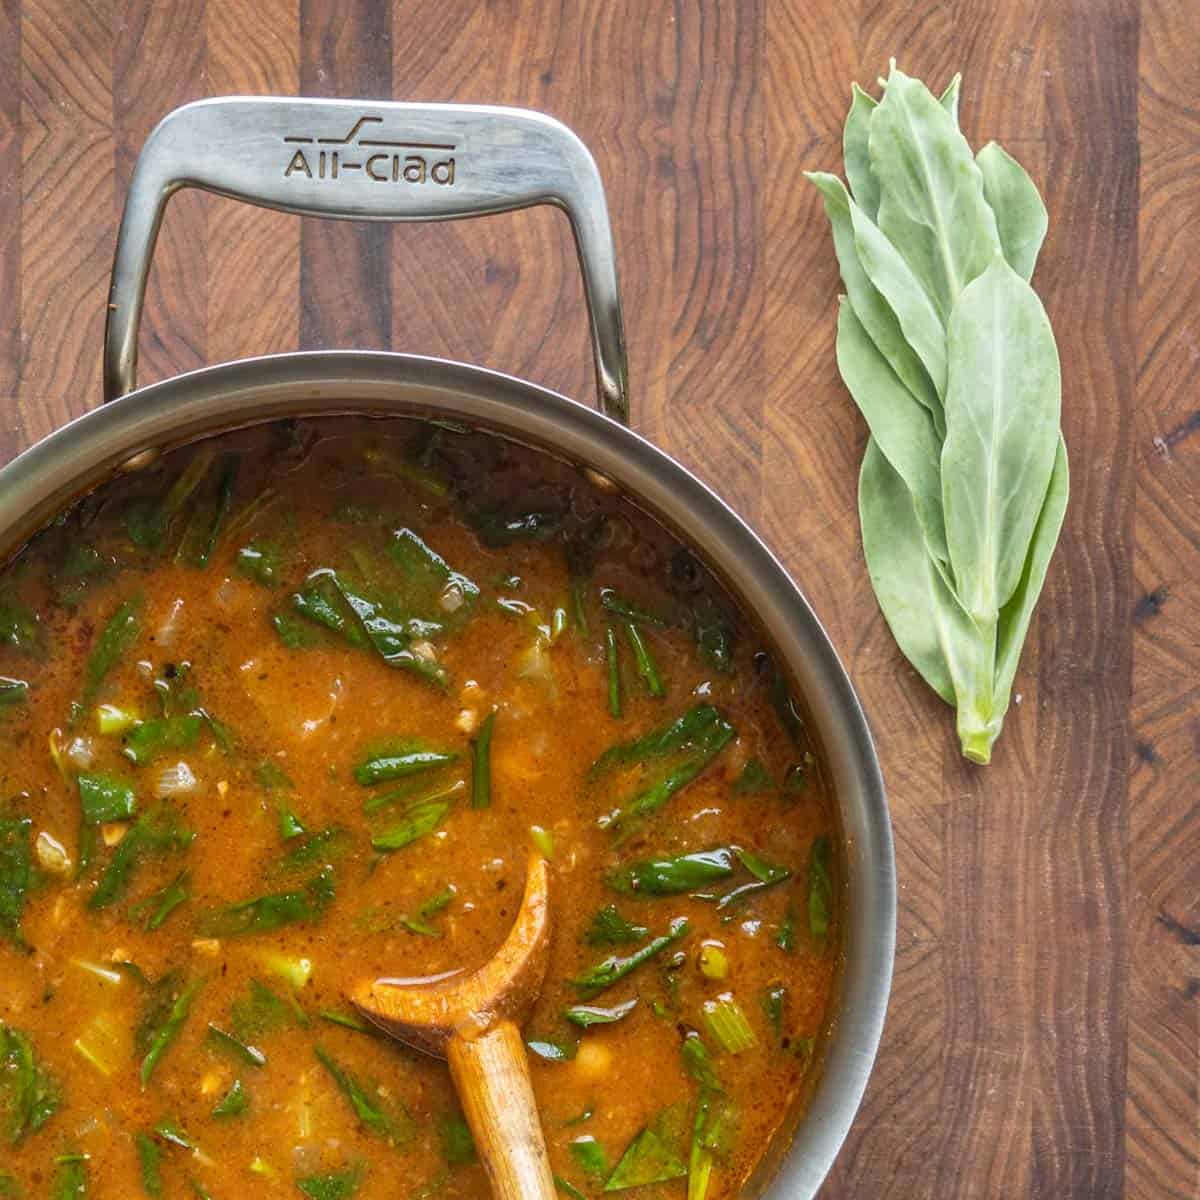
[0,2,1194,1196]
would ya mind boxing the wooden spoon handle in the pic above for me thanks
[447,1019,555,1200]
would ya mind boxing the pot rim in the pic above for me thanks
[0,349,895,1197]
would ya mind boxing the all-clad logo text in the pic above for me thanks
[283,115,456,185]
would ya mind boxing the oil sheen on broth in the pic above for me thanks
[0,419,837,1199]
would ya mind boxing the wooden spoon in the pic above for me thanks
[352,854,555,1200]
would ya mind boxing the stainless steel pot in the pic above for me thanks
[0,98,894,1197]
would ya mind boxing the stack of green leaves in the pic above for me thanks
[806,63,1068,763]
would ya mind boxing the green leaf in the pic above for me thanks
[808,835,833,946]
[526,1038,576,1063]
[732,757,771,795]
[371,798,451,852]
[0,1024,60,1144]
[440,1115,477,1166]
[606,848,735,896]
[806,170,942,422]
[604,1124,687,1191]
[471,708,496,810]
[605,624,621,718]
[314,1046,413,1144]
[0,678,28,708]
[200,868,334,936]
[235,538,288,588]
[0,817,33,945]
[572,917,690,999]
[135,1132,163,1197]
[992,436,1069,723]
[761,982,787,1041]
[977,141,1048,283]
[77,772,137,824]
[941,256,1061,623]
[205,1024,266,1069]
[353,741,458,786]
[624,623,666,697]
[131,869,190,931]
[79,595,142,711]
[89,804,194,911]
[859,439,976,705]
[278,827,348,871]
[836,299,948,564]
[570,1134,608,1179]
[388,527,480,627]
[843,82,880,219]
[52,1153,89,1199]
[297,1164,365,1200]
[231,979,303,1041]
[585,904,648,946]
[869,65,1001,322]
[939,73,962,123]
[212,1078,249,1119]
[0,600,41,655]
[680,1034,721,1091]
[564,998,638,1028]
[122,715,204,766]
[140,976,204,1086]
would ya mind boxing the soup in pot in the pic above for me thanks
[0,419,836,1198]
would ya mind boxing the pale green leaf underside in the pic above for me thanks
[870,66,1001,323]
[806,171,941,421]
[844,83,880,220]
[859,439,981,707]
[836,300,947,564]
[939,74,962,123]
[977,141,1048,283]
[940,256,1062,621]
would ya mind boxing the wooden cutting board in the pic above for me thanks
[0,1,1194,1196]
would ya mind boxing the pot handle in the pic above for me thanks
[103,97,629,422]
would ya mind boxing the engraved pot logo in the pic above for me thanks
[283,115,456,185]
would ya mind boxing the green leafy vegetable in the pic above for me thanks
[205,1024,266,1069]
[130,869,190,931]
[555,1175,588,1200]
[761,983,787,1041]
[0,816,32,945]
[231,979,304,1041]
[605,624,621,718]
[236,538,288,588]
[607,848,735,896]
[122,715,204,766]
[624,623,666,698]
[585,904,648,946]
[808,65,1066,763]
[152,1118,196,1149]
[77,772,137,824]
[354,741,458,786]
[135,1131,163,1196]
[200,868,334,936]
[52,1153,89,1199]
[0,600,41,655]
[279,826,348,871]
[471,708,496,810]
[297,1164,365,1200]
[371,798,452,852]
[599,589,668,627]
[0,677,28,708]
[314,1046,412,1143]
[139,975,204,1086]
[564,999,638,1028]
[604,1122,687,1191]
[0,1024,60,1144]
[212,1078,249,1119]
[89,804,193,911]
[78,595,142,713]
[527,1038,577,1063]
[570,1134,608,1179]
[808,835,833,946]
[440,1115,476,1166]
[572,917,690,999]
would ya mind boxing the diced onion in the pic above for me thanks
[156,597,185,648]
[35,831,71,875]
[156,761,198,796]
[65,735,94,770]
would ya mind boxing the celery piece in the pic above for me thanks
[701,994,756,1055]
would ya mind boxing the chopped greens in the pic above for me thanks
[732,757,772,795]
[353,741,458,786]
[139,975,204,1086]
[205,1024,266,1069]
[808,835,833,945]
[624,623,666,697]
[77,772,137,824]
[0,677,28,708]
[371,797,452,852]
[89,804,194,911]
[585,904,648,947]
[297,1164,365,1200]
[761,983,787,1041]
[471,708,496,810]
[570,1134,608,1179]
[599,589,669,627]
[0,599,40,655]
[235,538,288,588]
[605,624,622,718]
[0,1024,60,1144]
[200,868,334,937]
[78,595,142,714]
[51,1153,89,1199]
[122,715,204,766]
[130,869,191,931]
[231,979,304,1041]
[604,1121,687,1191]
[527,1037,577,1063]
[314,1046,412,1144]
[572,917,690,999]
[440,1114,477,1166]
[212,1078,249,1119]
[0,816,32,945]
[135,1131,163,1196]
[607,848,736,896]
[564,999,638,1028]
